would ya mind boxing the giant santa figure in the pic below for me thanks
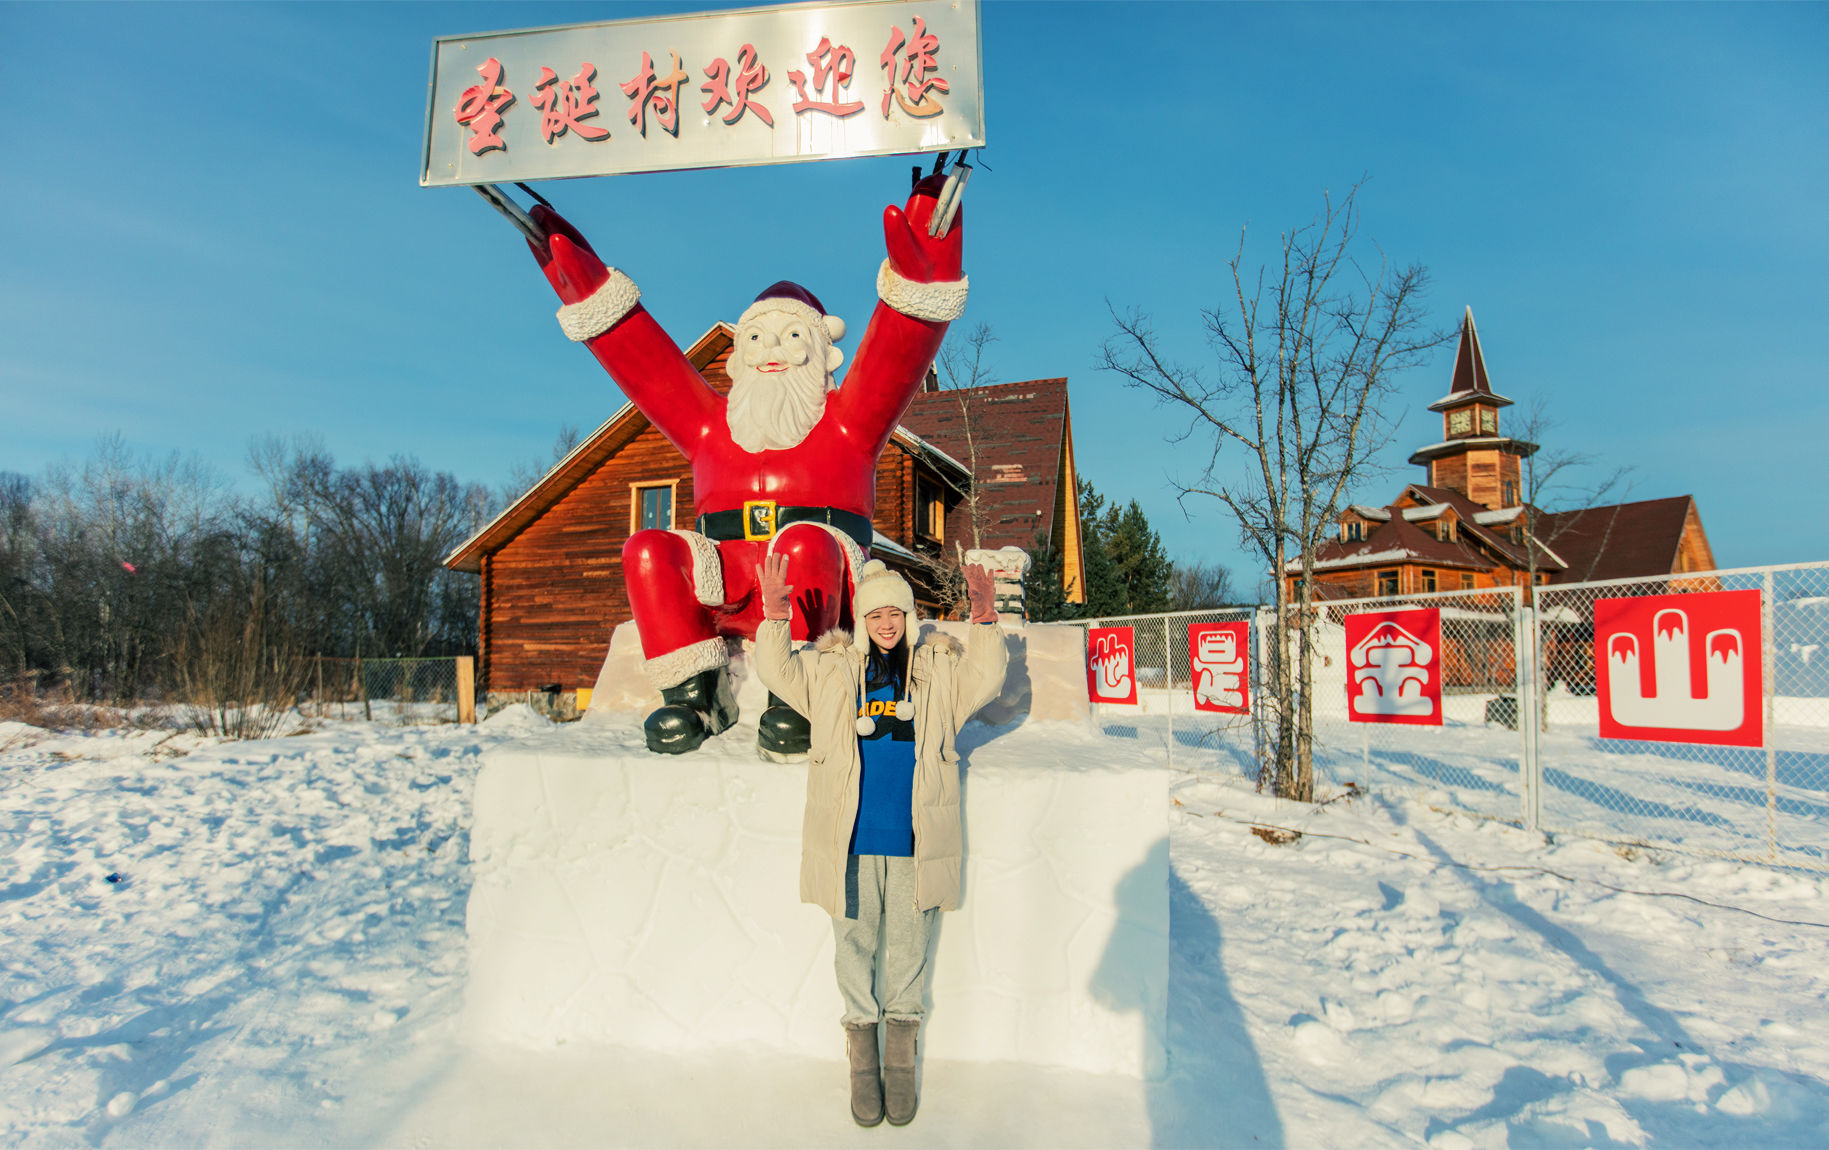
[522,174,966,755]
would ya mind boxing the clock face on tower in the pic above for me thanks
[1448,410,1472,435]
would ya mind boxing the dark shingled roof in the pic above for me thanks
[1428,307,1515,411]
[1538,495,1698,583]
[899,378,1071,553]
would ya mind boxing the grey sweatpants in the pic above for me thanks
[834,854,938,1027]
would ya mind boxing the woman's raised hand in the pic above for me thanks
[964,564,997,624]
[758,554,794,621]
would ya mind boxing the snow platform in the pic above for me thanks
[466,627,1166,1079]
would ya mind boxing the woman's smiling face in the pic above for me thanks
[865,606,905,652]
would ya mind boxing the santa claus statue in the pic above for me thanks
[522,173,966,756]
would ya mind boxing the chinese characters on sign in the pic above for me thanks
[1344,608,1443,726]
[1087,627,1138,706]
[1188,622,1250,715]
[452,25,953,152]
[1594,590,1764,748]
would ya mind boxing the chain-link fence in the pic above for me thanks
[1080,607,1261,779]
[302,656,472,725]
[1532,561,1829,869]
[1309,586,1524,823]
[1074,560,1829,872]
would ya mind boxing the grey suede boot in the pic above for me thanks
[845,1023,884,1127]
[882,1017,919,1126]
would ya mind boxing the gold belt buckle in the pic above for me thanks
[742,499,778,540]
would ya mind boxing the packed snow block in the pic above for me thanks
[464,723,1167,1078]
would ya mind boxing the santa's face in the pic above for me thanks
[726,306,838,453]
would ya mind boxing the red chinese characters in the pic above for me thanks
[532,63,610,143]
[621,50,690,137]
[1344,608,1443,726]
[787,37,865,118]
[701,44,774,127]
[879,18,947,119]
[1087,627,1138,706]
[1594,590,1763,747]
[454,57,515,155]
[1189,622,1250,715]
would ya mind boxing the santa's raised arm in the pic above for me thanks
[517,175,967,757]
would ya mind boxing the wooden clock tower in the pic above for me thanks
[1407,308,1537,510]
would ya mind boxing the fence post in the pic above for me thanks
[1164,615,1175,773]
[1765,568,1778,861]
[1517,595,1542,831]
[457,655,476,724]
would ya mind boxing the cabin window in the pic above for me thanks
[1443,519,1456,542]
[633,483,674,532]
[1480,409,1498,434]
[1503,480,1518,506]
[1460,574,1475,590]
[1343,521,1362,542]
[1510,524,1524,545]
[916,477,944,542]
[1421,569,1437,592]
[1377,569,1398,596]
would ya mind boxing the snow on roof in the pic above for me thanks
[870,531,919,561]
[1348,505,1391,521]
[1474,507,1524,525]
[1288,548,1416,572]
[1425,389,1516,410]
[1401,504,1448,521]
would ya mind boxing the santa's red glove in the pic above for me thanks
[527,204,610,306]
[883,172,964,284]
[525,204,644,343]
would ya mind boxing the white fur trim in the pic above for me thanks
[737,297,846,344]
[556,270,641,342]
[876,260,968,323]
[643,637,727,691]
[668,529,724,607]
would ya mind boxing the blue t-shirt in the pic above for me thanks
[850,678,916,857]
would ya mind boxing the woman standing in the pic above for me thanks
[754,555,1007,1127]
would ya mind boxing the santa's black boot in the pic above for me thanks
[757,692,812,763]
[644,667,738,754]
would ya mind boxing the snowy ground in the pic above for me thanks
[5,708,1829,1147]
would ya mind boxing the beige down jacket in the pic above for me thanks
[754,618,1008,916]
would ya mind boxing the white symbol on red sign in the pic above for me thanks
[1087,627,1137,705]
[1190,622,1248,714]
[1344,608,1442,725]
[1595,590,1762,747]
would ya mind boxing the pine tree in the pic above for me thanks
[1105,499,1172,613]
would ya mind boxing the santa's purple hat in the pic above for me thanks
[738,280,847,343]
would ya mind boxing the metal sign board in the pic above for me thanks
[421,0,984,187]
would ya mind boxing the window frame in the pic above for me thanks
[629,479,679,533]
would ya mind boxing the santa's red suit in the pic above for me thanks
[526,179,965,706]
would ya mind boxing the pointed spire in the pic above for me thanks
[1449,307,1492,396]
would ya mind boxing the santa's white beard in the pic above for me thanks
[726,359,831,452]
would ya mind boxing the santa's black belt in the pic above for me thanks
[696,502,872,549]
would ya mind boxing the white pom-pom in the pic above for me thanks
[893,700,915,721]
[824,314,846,342]
[855,715,876,737]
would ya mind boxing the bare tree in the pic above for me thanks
[1514,397,1632,591]
[503,422,583,505]
[935,323,998,553]
[1101,184,1448,801]
[1167,559,1238,611]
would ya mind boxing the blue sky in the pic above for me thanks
[4,2,1824,581]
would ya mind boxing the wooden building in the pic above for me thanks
[1295,308,1717,602]
[898,376,1087,602]
[445,326,1082,698]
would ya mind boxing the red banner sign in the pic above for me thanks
[1595,590,1763,747]
[1087,626,1138,705]
[1189,621,1249,714]
[1344,608,1443,726]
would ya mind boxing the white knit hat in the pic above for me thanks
[851,560,916,650]
[850,560,916,735]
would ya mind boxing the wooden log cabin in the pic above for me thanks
[444,324,1084,704]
